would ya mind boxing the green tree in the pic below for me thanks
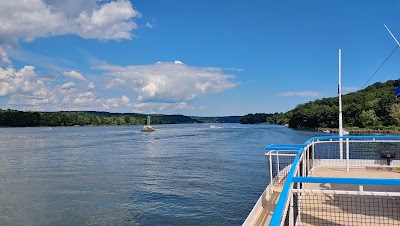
[358,110,380,127]
[389,103,400,126]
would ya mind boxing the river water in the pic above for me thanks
[0,124,321,225]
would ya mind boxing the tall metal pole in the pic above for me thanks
[339,49,343,160]
[338,49,343,137]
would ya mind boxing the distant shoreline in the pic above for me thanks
[317,127,400,134]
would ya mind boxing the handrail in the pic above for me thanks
[266,135,400,225]
[268,148,303,225]
[303,135,400,145]
[266,144,306,150]
[292,177,400,186]
[266,147,303,151]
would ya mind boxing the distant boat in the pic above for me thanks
[342,129,349,135]
[41,127,52,131]
[210,125,222,129]
[323,130,330,133]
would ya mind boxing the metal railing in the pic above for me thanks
[267,136,400,226]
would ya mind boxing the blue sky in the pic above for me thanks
[1,1,400,116]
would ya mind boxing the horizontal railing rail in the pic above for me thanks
[267,135,400,226]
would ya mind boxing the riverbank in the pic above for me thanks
[317,128,400,134]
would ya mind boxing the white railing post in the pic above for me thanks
[297,191,301,224]
[346,138,349,172]
[277,151,280,175]
[289,191,294,226]
[306,146,310,175]
[340,138,343,160]
[311,142,315,174]
[269,152,273,193]
[302,151,306,178]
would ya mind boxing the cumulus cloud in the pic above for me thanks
[0,48,239,113]
[88,81,95,89]
[102,95,131,110]
[60,82,75,89]
[133,101,192,113]
[43,0,99,18]
[0,0,139,44]
[97,61,239,102]
[0,47,11,66]
[0,49,94,111]
[342,86,358,94]
[0,65,41,97]
[276,91,322,97]
[63,70,86,81]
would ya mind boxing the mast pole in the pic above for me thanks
[339,49,343,137]
[339,49,343,160]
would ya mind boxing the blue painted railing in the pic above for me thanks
[267,135,400,226]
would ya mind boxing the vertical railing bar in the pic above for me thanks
[289,190,294,226]
[340,138,343,160]
[311,142,315,174]
[277,151,280,182]
[297,190,301,224]
[269,151,273,193]
[346,138,350,172]
[306,146,309,176]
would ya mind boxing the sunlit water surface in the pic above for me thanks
[0,124,322,225]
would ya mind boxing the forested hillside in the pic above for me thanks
[0,110,147,127]
[192,116,242,123]
[0,110,238,127]
[240,113,285,124]
[241,79,400,129]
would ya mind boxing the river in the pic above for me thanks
[0,124,322,225]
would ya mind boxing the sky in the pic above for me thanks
[1,1,400,116]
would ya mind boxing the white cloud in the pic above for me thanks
[0,47,11,66]
[63,70,86,81]
[0,0,140,44]
[97,61,239,102]
[0,49,94,110]
[276,91,322,97]
[43,0,99,18]
[174,102,190,110]
[0,54,133,112]
[102,95,131,110]
[145,22,155,29]
[88,81,95,89]
[342,86,358,94]
[0,64,41,97]
[60,82,75,89]
[0,49,239,114]
[133,101,191,113]
[72,92,96,105]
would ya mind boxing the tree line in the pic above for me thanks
[0,110,242,127]
[241,79,400,130]
[0,110,147,127]
[0,110,202,127]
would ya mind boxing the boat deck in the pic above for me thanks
[307,166,399,191]
[251,166,400,226]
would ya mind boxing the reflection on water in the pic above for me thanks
[0,124,319,225]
